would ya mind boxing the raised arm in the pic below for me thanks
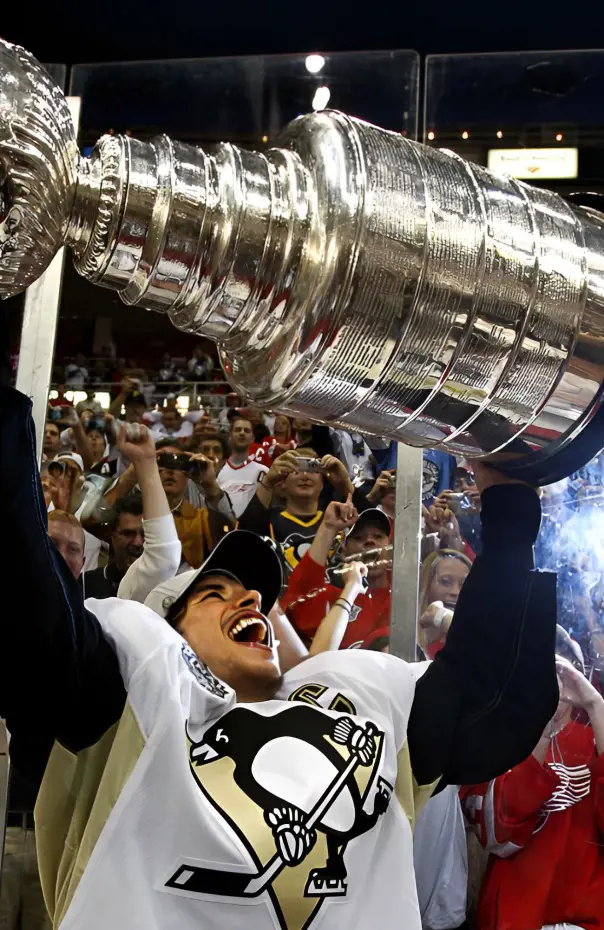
[108,376,133,418]
[57,406,95,471]
[408,463,558,788]
[309,561,367,655]
[0,387,126,783]
[116,424,181,603]
[306,497,358,568]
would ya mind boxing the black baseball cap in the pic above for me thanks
[145,530,283,621]
[346,507,392,540]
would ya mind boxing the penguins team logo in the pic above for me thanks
[422,457,440,501]
[166,704,392,929]
[281,532,315,571]
[281,531,341,572]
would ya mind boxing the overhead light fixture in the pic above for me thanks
[312,86,331,111]
[305,54,325,74]
[556,132,564,142]
[427,131,435,141]
[462,131,469,140]
[496,130,503,139]
[261,135,268,143]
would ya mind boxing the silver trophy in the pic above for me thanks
[2,39,604,484]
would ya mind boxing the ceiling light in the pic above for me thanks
[305,54,325,74]
[312,86,331,111]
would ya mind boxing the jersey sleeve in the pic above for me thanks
[408,484,558,788]
[235,491,272,535]
[117,514,182,604]
[0,387,126,782]
[86,597,181,691]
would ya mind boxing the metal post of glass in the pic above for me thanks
[389,444,423,662]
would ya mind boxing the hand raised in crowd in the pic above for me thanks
[188,453,217,488]
[418,601,454,646]
[343,559,368,594]
[556,655,603,711]
[320,454,354,496]
[120,375,135,396]
[263,450,300,490]
[422,498,459,536]
[322,496,359,533]
[367,470,395,503]
[51,459,82,513]
[437,488,480,515]
[116,421,156,464]
[56,404,79,428]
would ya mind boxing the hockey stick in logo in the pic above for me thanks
[166,721,380,898]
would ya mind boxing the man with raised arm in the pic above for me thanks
[0,385,557,930]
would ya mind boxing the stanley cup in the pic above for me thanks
[2,39,604,484]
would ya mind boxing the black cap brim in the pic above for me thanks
[346,507,392,540]
[176,530,283,617]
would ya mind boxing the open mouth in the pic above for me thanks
[226,610,272,651]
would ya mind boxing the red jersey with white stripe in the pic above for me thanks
[281,552,391,649]
[461,721,604,930]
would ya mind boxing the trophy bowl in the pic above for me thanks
[2,37,604,485]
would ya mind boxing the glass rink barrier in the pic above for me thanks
[419,49,604,930]
[0,41,603,930]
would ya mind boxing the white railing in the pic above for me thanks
[49,381,231,411]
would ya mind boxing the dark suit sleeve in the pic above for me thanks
[0,388,126,783]
[408,483,558,787]
[236,492,273,536]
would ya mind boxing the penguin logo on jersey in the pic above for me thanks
[165,704,392,930]
[281,533,315,571]
[281,532,341,572]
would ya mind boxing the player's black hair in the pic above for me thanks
[165,597,185,629]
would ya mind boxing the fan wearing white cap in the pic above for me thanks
[1,386,559,930]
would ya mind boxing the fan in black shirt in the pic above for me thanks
[238,448,368,573]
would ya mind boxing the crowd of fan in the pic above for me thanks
[53,343,223,400]
[34,367,604,930]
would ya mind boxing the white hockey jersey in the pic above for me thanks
[35,597,429,930]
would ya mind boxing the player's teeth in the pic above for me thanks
[229,617,256,640]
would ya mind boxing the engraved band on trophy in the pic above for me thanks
[2,38,604,484]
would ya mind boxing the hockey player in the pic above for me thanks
[0,386,557,930]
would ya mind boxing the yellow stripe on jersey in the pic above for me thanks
[35,701,145,927]
[394,741,440,831]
